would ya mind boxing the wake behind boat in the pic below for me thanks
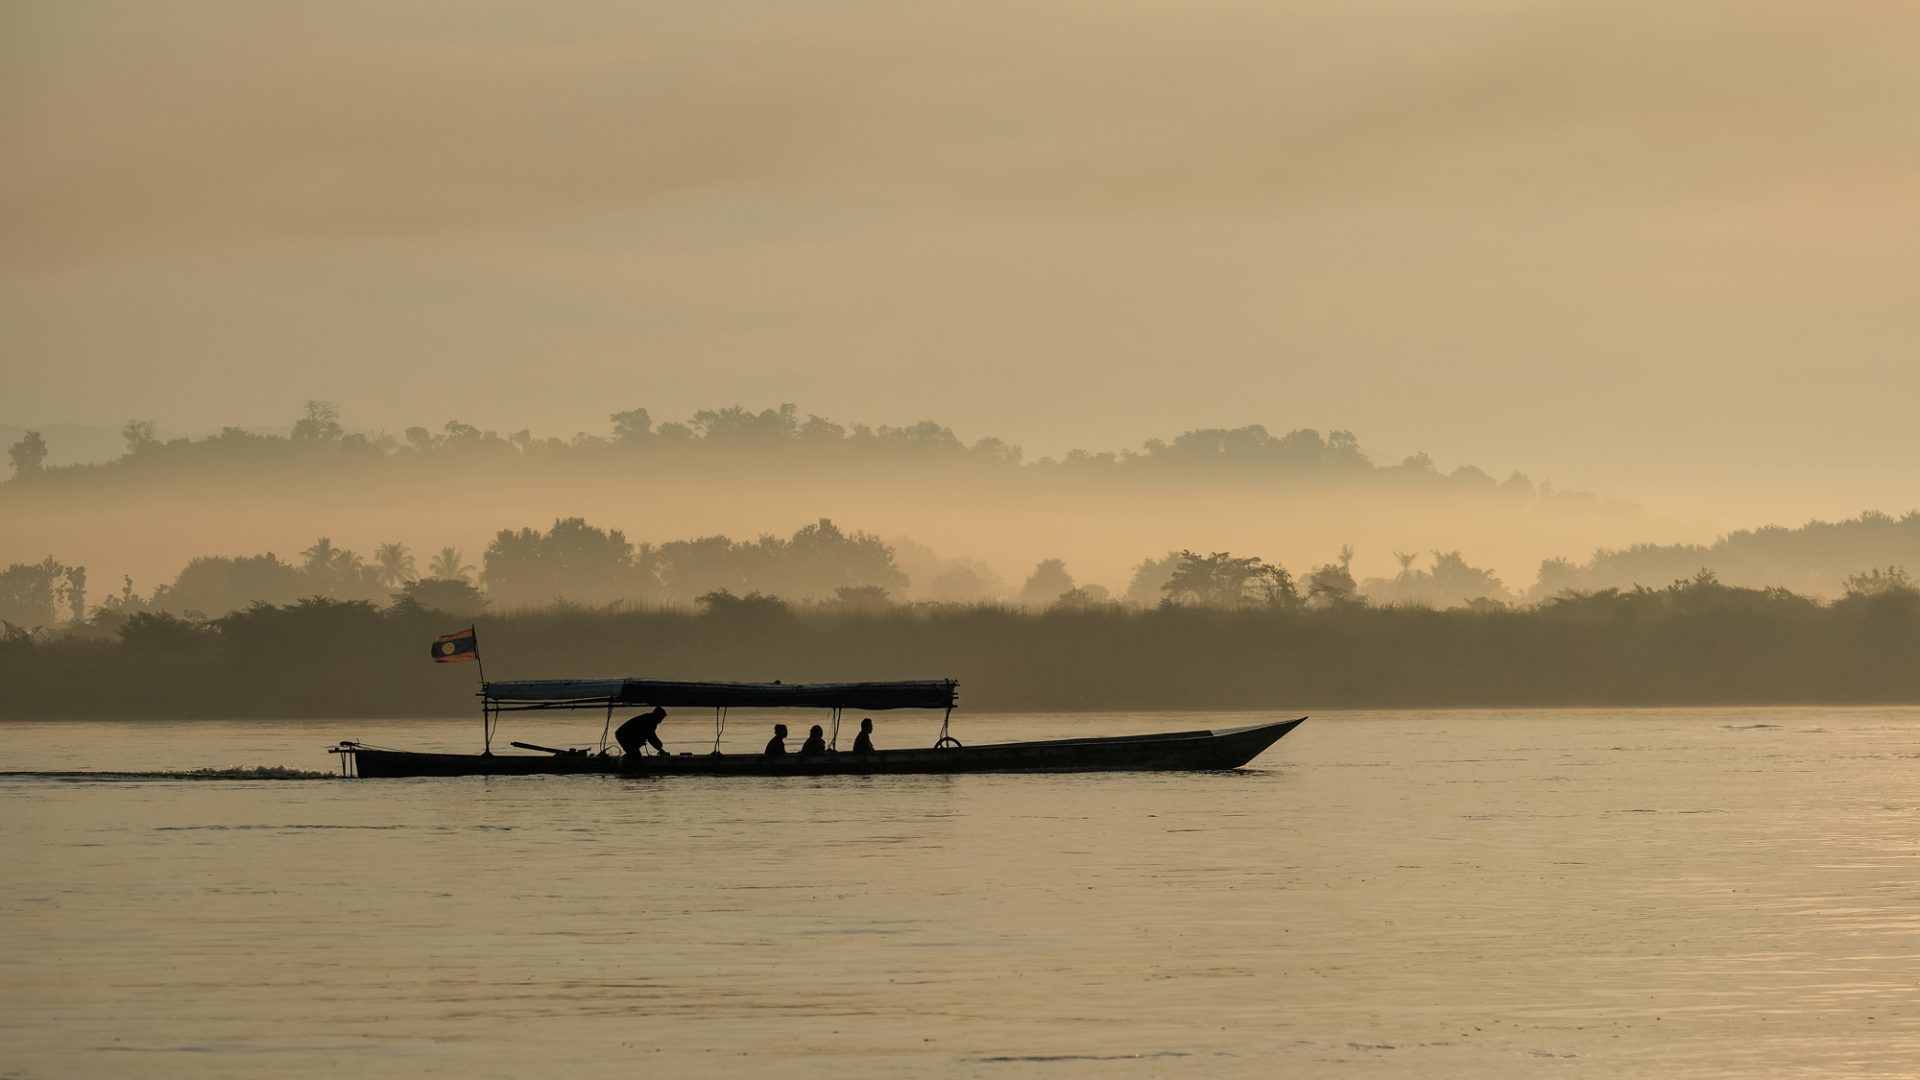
[331,674,1305,779]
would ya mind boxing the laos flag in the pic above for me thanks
[430,628,478,663]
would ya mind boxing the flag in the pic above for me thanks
[431,628,478,663]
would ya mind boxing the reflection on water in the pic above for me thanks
[4,709,1919,1078]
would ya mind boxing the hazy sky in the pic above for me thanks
[5,1,1918,522]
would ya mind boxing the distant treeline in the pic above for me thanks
[0,518,961,625]
[1530,510,1920,599]
[6,572,1920,719]
[3,400,1567,498]
[7,510,1920,629]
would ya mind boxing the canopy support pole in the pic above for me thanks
[829,707,843,750]
[712,706,727,755]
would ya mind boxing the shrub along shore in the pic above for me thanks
[6,575,1920,720]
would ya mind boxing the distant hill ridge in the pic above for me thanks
[2,401,1582,501]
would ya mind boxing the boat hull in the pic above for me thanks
[342,718,1305,779]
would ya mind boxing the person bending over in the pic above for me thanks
[616,706,668,757]
[765,723,789,756]
[852,717,876,754]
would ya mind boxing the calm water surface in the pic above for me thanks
[4,709,1919,1078]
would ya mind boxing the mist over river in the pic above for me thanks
[5,710,1918,1078]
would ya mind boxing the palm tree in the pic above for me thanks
[336,548,366,576]
[300,536,366,597]
[301,537,342,576]
[633,541,662,595]
[373,542,417,589]
[430,547,474,583]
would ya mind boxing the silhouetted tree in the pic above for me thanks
[1501,471,1538,497]
[1426,550,1507,606]
[610,408,653,443]
[892,537,1002,602]
[629,540,659,587]
[1527,557,1582,602]
[1370,550,1509,608]
[151,554,307,616]
[798,414,847,442]
[654,519,905,603]
[120,419,159,455]
[858,420,967,455]
[95,574,149,619]
[372,543,417,589]
[291,400,344,442]
[775,518,907,597]
[440,420,505,448]
[1125,552,1183,607]
[1843,566,1917,599]
[0,558,67,627]
[1021,559,1075,606]
[1162,551,1297,609]
[657,535,741,599]
[293,538,381,601]
[429,547,474,582]
[1306,547,1362,608]
[8,431,48,477]
[1391,452,1439,480]
[61,565,86,623]
[970,436,1023,465]
[300,537,356,576]
[300,537,339,573]
[484,517,660,608]
[927,563,1000,603]
[692,404,799,442]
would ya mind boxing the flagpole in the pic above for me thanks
[471,624,492,755]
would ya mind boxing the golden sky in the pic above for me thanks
[4,0,1918,522]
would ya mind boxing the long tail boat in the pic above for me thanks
[331,678,1305,779]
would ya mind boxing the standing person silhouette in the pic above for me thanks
[852,717,876,754]
[616,706,668,757]
[764,724,789,756]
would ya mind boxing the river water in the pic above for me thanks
[3,708,1918,1078]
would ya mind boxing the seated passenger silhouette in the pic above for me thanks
[799,724,828,757]
[764,724,789,756]
[615,706,668,757]
[852,717,876,754]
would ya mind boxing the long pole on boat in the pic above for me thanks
[471,625,493,755]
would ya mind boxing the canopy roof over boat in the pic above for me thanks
[483,678,959,711]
